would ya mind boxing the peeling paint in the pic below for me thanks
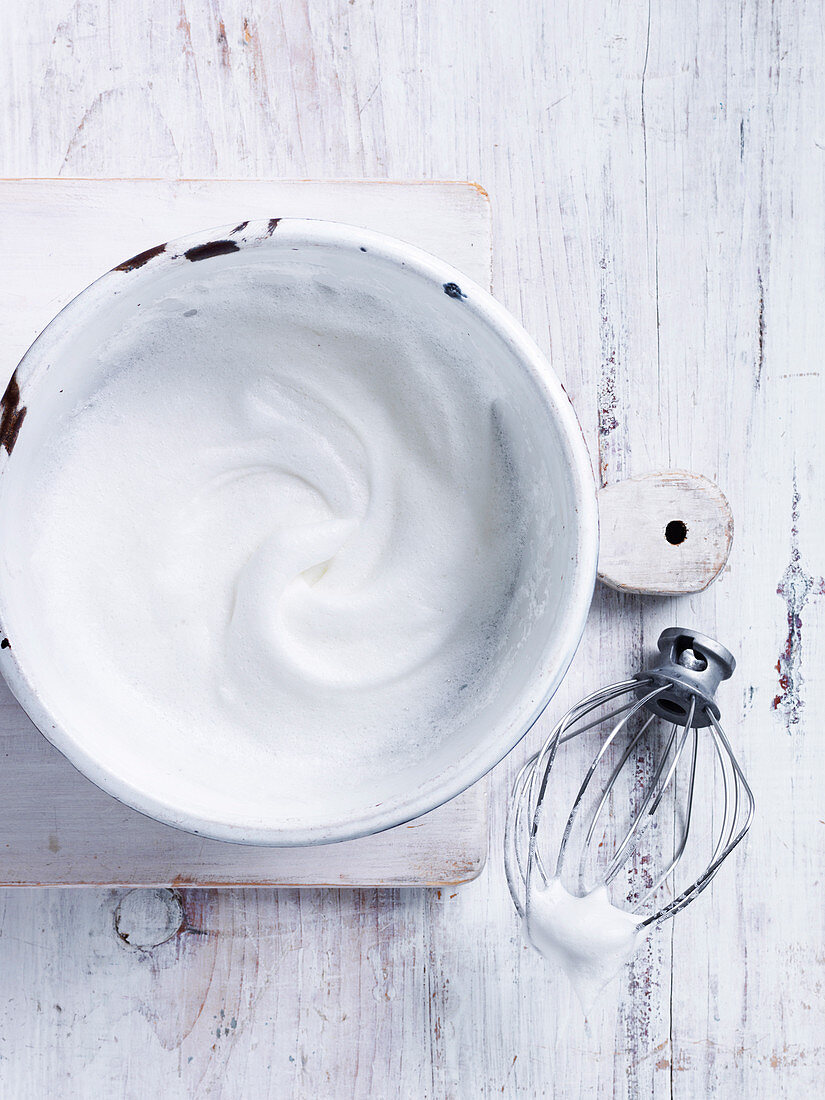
[756,267,765,389]
[773,473,825,726]
[597,257,620,487]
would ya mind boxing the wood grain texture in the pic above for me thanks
[598,472,733,594]
[0,1,823,1097]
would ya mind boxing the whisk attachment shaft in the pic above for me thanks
[637,628,736,728]
[505,628,753,932]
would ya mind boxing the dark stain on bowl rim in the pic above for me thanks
[1,372,26,455]
[183,240,241,263]
[114,242,167,272]
[443,282,466,300]
[114,220,283,273]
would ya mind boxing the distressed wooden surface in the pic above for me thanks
[0,1,823,1097]
[0,177,490,888]
[597,472,733,594]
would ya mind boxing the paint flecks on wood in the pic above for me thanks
[597,354,619,488]
[756,267,766,390]
[216,19,230,70]
[241,15,266,92]
[597,251,621,488]
[773,474,825,725]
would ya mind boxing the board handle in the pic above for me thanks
[597,471,733,595]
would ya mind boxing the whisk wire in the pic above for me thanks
[555,685,667,880]
[524,680,641,891]
[602,719,680,886]
[640,709,754,926]
[582,714,656,857]
[504,679,641,917]
[637,723,699,908]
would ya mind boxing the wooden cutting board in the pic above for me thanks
[0,178,491,887]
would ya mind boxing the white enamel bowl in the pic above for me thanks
[0,220,597,845]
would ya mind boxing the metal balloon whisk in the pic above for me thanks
[505,628,754,928]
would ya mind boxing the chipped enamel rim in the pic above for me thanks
[0,218,598,846]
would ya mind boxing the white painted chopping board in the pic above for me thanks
[0,178,491,886]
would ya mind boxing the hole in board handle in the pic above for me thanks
[665,519,688,545]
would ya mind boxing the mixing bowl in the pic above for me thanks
[0,219,597,845]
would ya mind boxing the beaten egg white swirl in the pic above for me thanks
[22,270,528,794]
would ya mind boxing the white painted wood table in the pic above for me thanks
[0,2,822,1097]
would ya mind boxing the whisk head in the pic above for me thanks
[505,629,754,929]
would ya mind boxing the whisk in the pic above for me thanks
[505,628,754,929]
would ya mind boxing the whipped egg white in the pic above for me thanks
[526,877,645,1008]
[17,264,530,815]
